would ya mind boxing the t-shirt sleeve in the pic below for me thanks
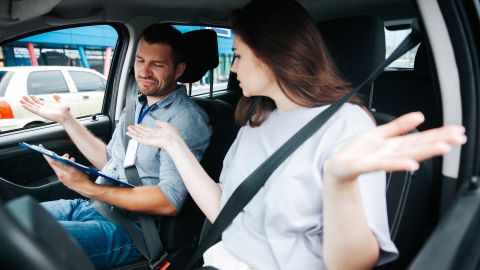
[157,105,212,211]
[322,106,399,265]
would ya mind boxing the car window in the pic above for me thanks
[69,71,106,92]
[27,71,69,95]
[385,27,419,69]
[0,25,119,133]
[0,71,14,96]
[173,25,233,96]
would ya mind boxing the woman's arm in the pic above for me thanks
[127,121,223,222]
[322,112,466,269]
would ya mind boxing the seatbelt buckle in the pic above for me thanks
[149,252,169,270]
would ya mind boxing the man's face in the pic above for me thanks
[134,38,184,97]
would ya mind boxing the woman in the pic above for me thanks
[50,0,466,269]
[126,1,466,269]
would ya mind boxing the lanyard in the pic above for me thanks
[137,101,155,124]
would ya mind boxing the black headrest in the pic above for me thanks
[414,43,430,79]
[178,29,219,83]
[317,16,385,86]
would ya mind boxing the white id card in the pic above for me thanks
[123,139,139,168]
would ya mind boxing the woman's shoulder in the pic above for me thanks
[336,103,376,127]
[320,103,376,144]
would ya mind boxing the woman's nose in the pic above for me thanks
[230,60,238,73]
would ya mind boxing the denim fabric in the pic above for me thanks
[42,199,143,268]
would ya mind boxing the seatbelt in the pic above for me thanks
[93,68,167,270]
[186,22,422,269]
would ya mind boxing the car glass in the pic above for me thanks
[27,70,69,95]
[69,71,106,92]
[0,71,14,96]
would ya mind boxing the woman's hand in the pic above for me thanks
[325,112,467,183]
[20,95,72,125]
[126,121,182,150]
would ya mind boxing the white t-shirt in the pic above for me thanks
[208,103,398,270]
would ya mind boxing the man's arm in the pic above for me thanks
[44,156,177,215]
[21,95,108,169]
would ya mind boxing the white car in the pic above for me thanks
[0,66,106,132]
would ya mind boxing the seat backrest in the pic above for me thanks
[0,196,95,270]
[318,16,435,269]
[373,112,434,269]
[318,16,385,96]
[371,42,443,131]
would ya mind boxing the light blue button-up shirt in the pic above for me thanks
[97,85,212,210]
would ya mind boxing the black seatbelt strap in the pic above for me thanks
[93,68,167,270]
[186,22,422,270]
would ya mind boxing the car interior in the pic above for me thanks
[1,0,480,269]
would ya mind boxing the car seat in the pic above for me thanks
[318,15,435,269]
[0,196,96,270]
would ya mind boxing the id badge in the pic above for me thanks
[123,139,139,168]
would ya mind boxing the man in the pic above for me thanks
[20,24,212,268]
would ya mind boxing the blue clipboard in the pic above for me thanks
[19,142,134,188]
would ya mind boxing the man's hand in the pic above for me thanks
[44,153,96,197]
[20,95,73,125]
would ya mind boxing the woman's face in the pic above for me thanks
[231,36,277,97]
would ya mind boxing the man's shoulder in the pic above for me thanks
[171,95,208,118]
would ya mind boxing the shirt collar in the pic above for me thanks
[137,84,187,110]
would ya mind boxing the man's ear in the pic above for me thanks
[175,62,186,80]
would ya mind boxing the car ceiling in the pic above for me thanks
[0,0,416,42]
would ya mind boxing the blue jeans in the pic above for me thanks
[42,199,143,268]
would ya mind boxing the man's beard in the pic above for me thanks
[137,75,176,97]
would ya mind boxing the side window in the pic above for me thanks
[385,27,419,69]
[173,25,233,96]
[0,25,119,133]
[27,71,69,95]
[0,71,14,96]
[69,71,106,92]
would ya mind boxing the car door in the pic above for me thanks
[64,68,107,116]
[408,0,480,268]
[0,24,124,202]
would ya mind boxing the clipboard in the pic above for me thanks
[19,142,134,188]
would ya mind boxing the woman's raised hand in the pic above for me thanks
[325,112,467,183]
[126,120,181,149]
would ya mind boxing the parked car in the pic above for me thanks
[0,0,479,269]
[0,66,106,132]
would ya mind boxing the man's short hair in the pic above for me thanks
[140,24,185,65]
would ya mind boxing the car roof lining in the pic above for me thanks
[0,0,416,41]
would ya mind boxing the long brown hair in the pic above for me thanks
[232,0,362,127]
